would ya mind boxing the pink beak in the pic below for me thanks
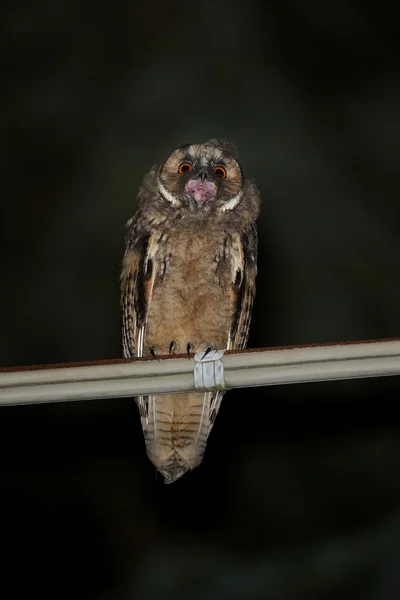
[185,177,216,206]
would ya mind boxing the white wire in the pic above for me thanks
[0,340,399,406]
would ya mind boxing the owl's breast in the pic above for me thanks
[145,229,233,354]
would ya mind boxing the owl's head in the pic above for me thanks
[155,139,246,214]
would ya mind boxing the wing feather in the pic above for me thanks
[121,248,140,358]
[121,222,160,428]
[121,227,160,357]
[227,226,258,350]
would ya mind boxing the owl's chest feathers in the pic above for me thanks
[155,226,231,294]
[145,225,235,351]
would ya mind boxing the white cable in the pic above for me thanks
[0,340,399,406]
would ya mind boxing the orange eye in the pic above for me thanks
[214,165,227,179]
[178,162,193,174]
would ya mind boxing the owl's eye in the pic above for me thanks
[213,166,227,179]
[178,162,193,174]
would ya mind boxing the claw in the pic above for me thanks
[169,341,176,354]
[201,345,214,360]
[150,347,160,362]
[187,343,193,360]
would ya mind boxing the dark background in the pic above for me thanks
[1,1,400,598]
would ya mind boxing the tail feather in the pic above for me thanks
[140,392,223,483]
[160,465,188,485]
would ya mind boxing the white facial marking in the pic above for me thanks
[220,189,244,212]
[158,180,180,206]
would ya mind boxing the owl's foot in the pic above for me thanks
[169,341,176,353]
[187,343,194,360]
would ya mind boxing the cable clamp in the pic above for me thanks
[193,350,226,390]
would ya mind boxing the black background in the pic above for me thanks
[2,1,400,598]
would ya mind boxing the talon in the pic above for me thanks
[201,345,214,360]
[150,347,160,362]
[169,341,176,354]
[187,343,193,360]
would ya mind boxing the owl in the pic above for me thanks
[121,139,260,483]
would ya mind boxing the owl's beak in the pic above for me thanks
[185,175,216,206]
[198,170,207,182]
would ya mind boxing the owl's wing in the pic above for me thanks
[121,245,141,359]
[121,217,159,359]
[121,219,164,430]
[227,225,258,351]
[207,227,257,429]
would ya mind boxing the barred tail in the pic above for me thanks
[141,392,223,484]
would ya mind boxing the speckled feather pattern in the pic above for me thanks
[121,140,260,483]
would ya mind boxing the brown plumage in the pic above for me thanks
[121,139,260,483]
